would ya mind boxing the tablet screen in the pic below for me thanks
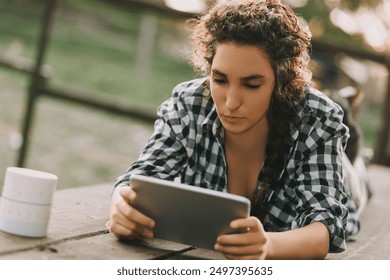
[130,174,251,250]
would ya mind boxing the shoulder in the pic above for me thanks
[171,77,209,99]
[290,87,349,150]
[301,87,344,118]
[294,87,346,130]
[157,78,212,120]
[155,78,214,139]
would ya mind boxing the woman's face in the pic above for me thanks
[210,42,275,135]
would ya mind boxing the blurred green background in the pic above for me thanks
[0,0,388,190]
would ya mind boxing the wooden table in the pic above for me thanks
[1,165,389,260]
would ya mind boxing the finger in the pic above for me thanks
[119,186,137,202]
[109,222,139,240]
[111,187,155,239]
[111,209,154,239]
[117,186,155,229]
[117,198,155,230]
[115,219,154,239]
[217,232,259,246]
[215,242,262,255]
[230,216,262,231]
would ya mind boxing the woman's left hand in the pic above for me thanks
[214,216,269,260]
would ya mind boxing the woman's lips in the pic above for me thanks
[221,114,244,122]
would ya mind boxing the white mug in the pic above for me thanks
[0,167,58,237]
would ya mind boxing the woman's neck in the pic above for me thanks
[224,119,269,155]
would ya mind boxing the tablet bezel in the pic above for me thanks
[130,174,251,250]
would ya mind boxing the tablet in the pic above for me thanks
[130,174,251,250]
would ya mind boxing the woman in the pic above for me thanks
[108,0,358,259]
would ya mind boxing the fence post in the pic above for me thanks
[373,67,390,165]
[17,0,58,167]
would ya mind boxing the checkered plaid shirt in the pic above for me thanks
[115,77,356,253]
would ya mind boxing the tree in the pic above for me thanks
[287,0,389,53]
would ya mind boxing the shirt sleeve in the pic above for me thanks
[113,87,191,189]
[290,103,350,253]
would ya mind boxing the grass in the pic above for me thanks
[0,0,193,191]
[0,66,156,191]
[0,0,386,192]
[46,0,194,109]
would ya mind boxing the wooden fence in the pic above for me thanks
[1,0,389,167]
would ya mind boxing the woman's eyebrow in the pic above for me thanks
[211,69,266,82]
[240,74,266,82]
[211,69,227,77]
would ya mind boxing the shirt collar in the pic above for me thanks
[201,87,224,138]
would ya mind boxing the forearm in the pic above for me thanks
[266,222,330,259]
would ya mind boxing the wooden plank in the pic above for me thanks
[0,183,192,259]
[38,85,157,123]
[166,247,225,260]
[0,234,192,260]
[1,165,389,260]
[0,183,112,255]
[0,56,52,79]
[327,165,390,259]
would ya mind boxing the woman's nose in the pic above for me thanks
[225,87,241,112]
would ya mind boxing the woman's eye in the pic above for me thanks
[212,78,227,84]
[245,84,261,89]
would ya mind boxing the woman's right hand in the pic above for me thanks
[108,186,155,240]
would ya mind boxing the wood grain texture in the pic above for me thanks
[327,165,390,259]
[1,165,389,260]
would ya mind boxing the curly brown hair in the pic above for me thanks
[188,0,313,220]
